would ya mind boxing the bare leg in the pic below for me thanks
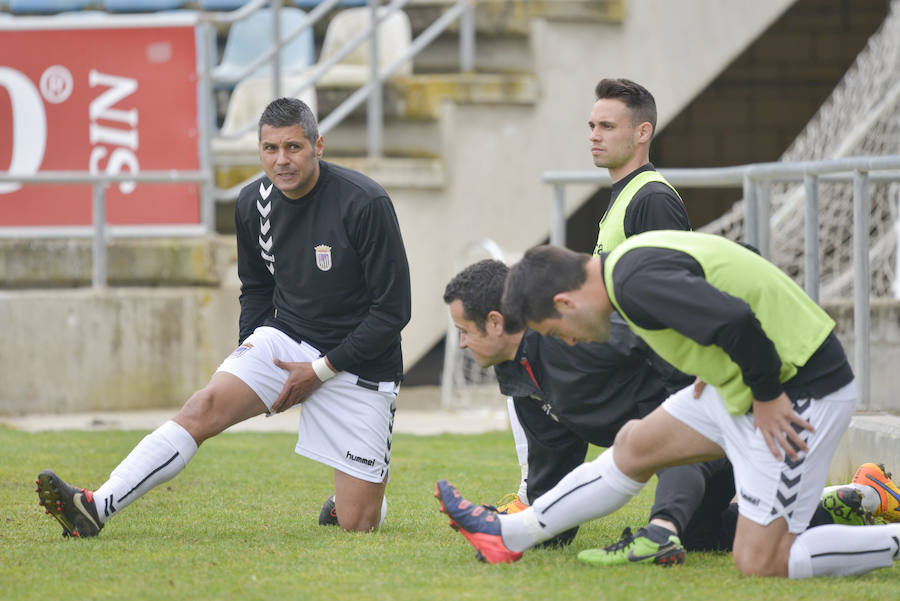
[334,470,387,532]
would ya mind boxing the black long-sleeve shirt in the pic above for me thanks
[608,163,691,237]
[494,322,692,501]
[235,160,411,382]
[605,246,853,404]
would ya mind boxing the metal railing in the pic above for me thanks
[0,171,211,288]
[205,0,477,202]
[541,155,900,410]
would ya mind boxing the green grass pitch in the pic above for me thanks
[1,427,896,600]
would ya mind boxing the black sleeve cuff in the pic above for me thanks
[749,381,784,402]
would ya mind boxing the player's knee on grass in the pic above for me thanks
[336,497,384,533]
[732,528,793,577]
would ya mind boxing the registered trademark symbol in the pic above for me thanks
[39,65,73,104]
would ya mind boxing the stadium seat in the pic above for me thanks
[9,0,91,13]
[212,7,316,89]
[199,0,366,8]
[196,0,244,9]
[294,0,366,8]
[212,74,318,157]
[314,5,412,87]
[103,0,187,11]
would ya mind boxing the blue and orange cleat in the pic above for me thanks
[434,479,522,564]
[852,463,900,522]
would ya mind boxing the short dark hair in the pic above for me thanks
[502,245,589,328]
[443,259,510,334]
[258,97,319,143]
[595,78,657,135]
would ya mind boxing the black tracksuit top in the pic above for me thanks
[234,160,411,382]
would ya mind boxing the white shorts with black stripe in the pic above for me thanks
[216,326,399,484]
[662,379,856,533]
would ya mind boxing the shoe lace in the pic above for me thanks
[878,464,894,480]
[496,493,521,507]
[603,527,636,553]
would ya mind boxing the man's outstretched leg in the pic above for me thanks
[435,449,653,563]
[435,406,722,563]
[36,372,265,537]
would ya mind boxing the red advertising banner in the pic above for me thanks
[0,15,201,227]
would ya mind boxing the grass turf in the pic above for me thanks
[2,427,896,600]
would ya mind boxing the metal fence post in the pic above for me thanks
[460,0,475,72]
[853,170,871,409]
[367,0,382,158]
[550,183,566,246]
[92,182,108,289]
[271,0,282,99]
[743,174,758,249]
[757,179,771,259]
[804,174,820,303]
[198,20,216,234]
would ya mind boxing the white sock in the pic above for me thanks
[378,495,388,528]
[507,397,530,504]
[499,448,645,551]
[93,420,198,523]
[788,524,900,579]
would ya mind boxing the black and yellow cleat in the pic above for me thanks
[318,494,339,526]
[36,469,103,538]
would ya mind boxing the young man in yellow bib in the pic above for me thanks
[435,233,900,579]
[496,78,691,530]
[588,78,688,255]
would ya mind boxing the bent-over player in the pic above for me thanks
[444,258,730,562]
[436,232,900,578]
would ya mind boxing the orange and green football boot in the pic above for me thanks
[852,463,900,522]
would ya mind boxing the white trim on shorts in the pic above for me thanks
[216,326,399,483]
[662,380,856,532]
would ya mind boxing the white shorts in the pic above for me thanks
[662,380,856,533]
[216,326,399,483]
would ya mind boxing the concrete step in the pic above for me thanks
[406,0,624,36]
[212,71,536,165]
[305,72,538,122]
[0,236,236,288]
[829,413,900,484]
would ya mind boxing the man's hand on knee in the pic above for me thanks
[271,359,322,413]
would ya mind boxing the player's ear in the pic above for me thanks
[315,135,325,158]
[486,310,505,334]
[552,292,575,312]
[636,121,653,144]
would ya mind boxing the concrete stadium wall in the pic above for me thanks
[1,283,898,415]
[0,286,240,414]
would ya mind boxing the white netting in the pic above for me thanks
[440,240,520,409]
[701,0,900,299]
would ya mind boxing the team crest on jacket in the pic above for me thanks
[315,244,332,271]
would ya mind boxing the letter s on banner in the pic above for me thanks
[0,67,47,194]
